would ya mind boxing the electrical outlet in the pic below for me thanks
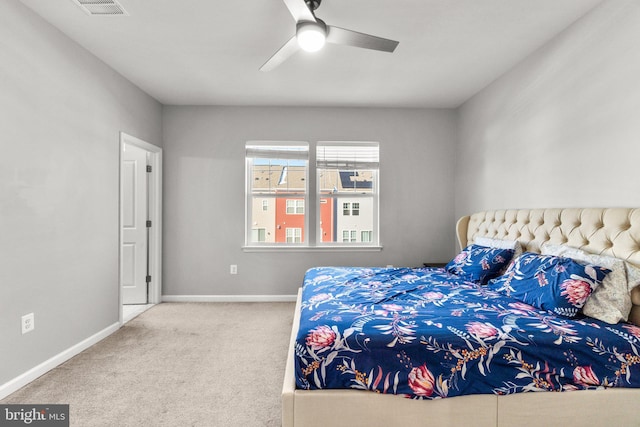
[386,265,394,268]
[22,313,35,334]
[230,264,238,275]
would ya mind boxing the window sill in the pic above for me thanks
[242,245,383,253]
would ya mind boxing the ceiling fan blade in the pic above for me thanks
[260,35,300,72]
[326,26,398,53]
[282,0,316,23]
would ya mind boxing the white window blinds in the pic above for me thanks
[316,142,379,169]
[246,143,309,160]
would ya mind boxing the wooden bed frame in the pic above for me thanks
[282,208,640,427]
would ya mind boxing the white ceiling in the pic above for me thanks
[20,0,602,108]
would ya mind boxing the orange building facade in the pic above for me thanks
[272,197,335,243]
[249,165,373,244]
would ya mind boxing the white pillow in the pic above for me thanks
[626,262,640,292]
[541,243,631,324]
[475,236,518,250]
[626,263,640,306]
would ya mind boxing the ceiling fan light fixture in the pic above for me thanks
[260,0,398,71]
[296,21,326,52]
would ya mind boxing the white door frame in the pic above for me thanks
[119,132,163,324]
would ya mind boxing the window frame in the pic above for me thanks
[245,141,309,247]
[244,141,381,251]
[315,142,380,247]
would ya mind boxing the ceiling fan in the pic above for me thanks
[260,0,399,71]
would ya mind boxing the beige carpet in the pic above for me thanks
[1,302,295,427]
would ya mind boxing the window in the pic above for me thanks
[342,230,357,242]
[317,142,379,245]
[286,199,304,214]
[245,142,308,245]
[286,227,302,243]
[251,228,266,242]
[245,141,379,248]
[342,202,360,216]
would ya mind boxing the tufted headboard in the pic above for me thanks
[456,208,640,325]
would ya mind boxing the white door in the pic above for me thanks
[122,142,149,304]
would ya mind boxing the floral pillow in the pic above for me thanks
[487,252,610,318]
[541,243,631,324]
[475,236,523,274]
[445,244,515,285]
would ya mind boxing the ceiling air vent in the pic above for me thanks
[72,0,128,16]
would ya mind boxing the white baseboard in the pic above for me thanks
[0,322,121,400]
[162,294,297,303]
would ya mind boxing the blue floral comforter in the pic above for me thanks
[294,267,640,399]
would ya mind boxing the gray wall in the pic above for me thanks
[455,0,640,218]
[162,106,457,296]
[5,0,637,391]
[0,1,162,384]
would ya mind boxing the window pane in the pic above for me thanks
[248,141,379,247]
[249,143,308,196]
[316,143,378,245]
[249,196,306,243]
[318,169,375,194]
[252,161,306,195]
[317,142,378,193]
[249,197,275,243]
[246,142,308,246]
[319,197,375,244]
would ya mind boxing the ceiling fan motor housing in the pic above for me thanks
[296,19,327,36]
[304,0,321,12]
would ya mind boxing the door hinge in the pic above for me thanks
[146,275,152,283]
[146,220,152,228]
[146,165,152,173]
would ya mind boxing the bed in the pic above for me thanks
[282,208,640,426]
